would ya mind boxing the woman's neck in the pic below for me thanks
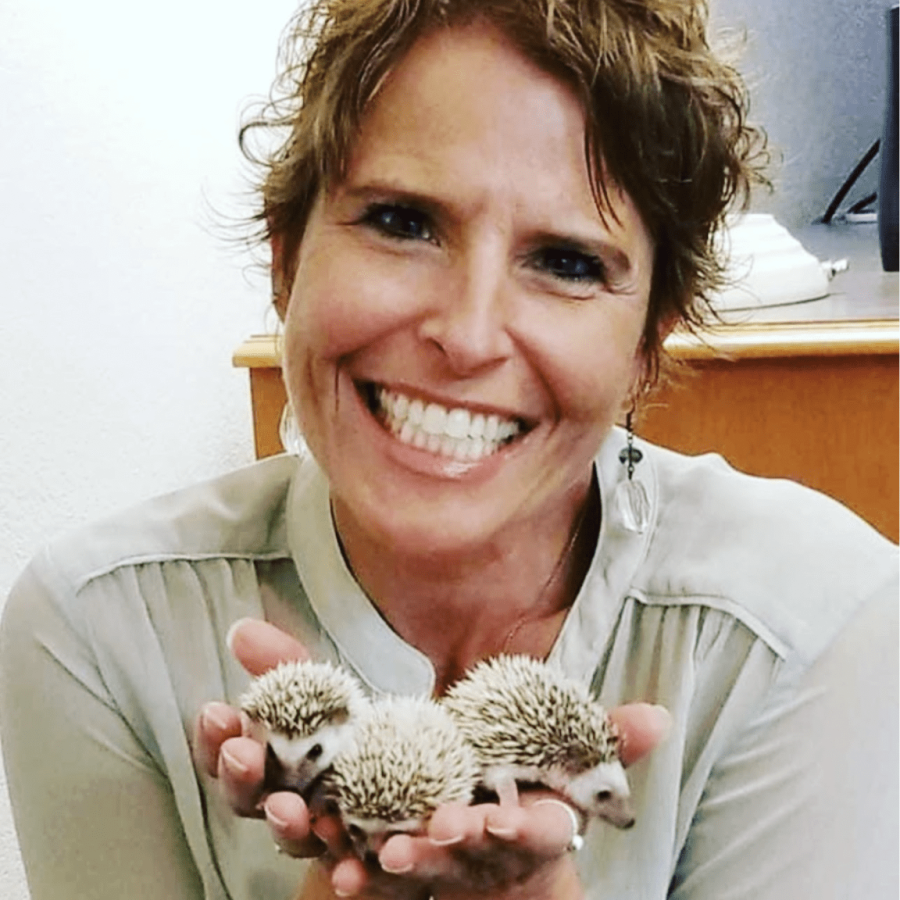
[331,475,600,693]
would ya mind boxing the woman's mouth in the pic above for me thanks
[361,384,527,462]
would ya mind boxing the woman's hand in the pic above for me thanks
[356,703,668,899]
[194,619,670,898]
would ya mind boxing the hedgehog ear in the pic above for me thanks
[330,708,350,726]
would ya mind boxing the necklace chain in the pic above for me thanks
[500,496,591,654]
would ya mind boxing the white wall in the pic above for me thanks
[0,1,297,896]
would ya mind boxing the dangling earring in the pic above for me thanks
[279,401,309,459]
[613,409,650,534]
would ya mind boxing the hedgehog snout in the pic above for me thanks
[346,823,376,861]
[596,792,636,829]
[345,821,406,861]
[568,760,635,829]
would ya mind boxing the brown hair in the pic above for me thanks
[240,0,768,389]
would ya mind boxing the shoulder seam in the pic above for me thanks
[72,550,294,595]
[626,588,791,660]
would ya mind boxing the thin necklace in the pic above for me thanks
[500,494,592,655]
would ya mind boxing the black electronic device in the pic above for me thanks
[878,5,899,271]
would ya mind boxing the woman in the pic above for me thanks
[2,1,896,899]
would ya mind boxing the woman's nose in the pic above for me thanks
[417,256,515,375]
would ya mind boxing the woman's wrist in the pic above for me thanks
[431,852,584,900]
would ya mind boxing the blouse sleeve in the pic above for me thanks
[669,575,898,900]
[0,555,205,900]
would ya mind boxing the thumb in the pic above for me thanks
[226,618,310,677]
[608,702,672,768]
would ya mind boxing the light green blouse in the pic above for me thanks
[2,431,896,899]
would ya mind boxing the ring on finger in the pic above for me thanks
[532,798,585,852]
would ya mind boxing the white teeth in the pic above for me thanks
[393,393,410,418]
[498,421,517,441]
[422,403,447,436]
[446,408,470,439]
[374,387,522,461]
[408,398,424,425]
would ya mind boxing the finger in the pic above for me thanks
[609,702,672,767]
[367,806,488,882]
[194,701,243,778]
[226,618,310,677]
[217,735,268,817]
[311,812,354,857]
[264,792,327,858]
[427,802,484,848]
[396,805,553,887]
[520,799,582,853]
[330,855,369,897]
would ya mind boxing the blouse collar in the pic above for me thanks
[285,426,656,693]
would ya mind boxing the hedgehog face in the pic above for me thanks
[567,759,635,828]
[265,720,358,794]
[343,814,425,861]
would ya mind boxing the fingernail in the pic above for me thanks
[226,618,253,653]
[649,704,673,738]
[430,833,464,847]
[220,746,249,776]
[264,802,287,830]
[201,704,230,732]
[380,860,414,874]
[485,825,517,840]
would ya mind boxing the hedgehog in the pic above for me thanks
[324,695,479,862]
[442,654,635,830]
[239,659,369,796]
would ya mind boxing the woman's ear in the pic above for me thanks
[270,232,290,321]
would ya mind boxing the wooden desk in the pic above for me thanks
[233,225,899,541]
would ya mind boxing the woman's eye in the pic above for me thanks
[362,204,434,242]
[532,247,605,284]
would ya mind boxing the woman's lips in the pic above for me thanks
[362,383,528,462]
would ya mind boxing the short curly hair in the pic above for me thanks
[241,0,768,389]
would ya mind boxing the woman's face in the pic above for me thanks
[280,22,654,557]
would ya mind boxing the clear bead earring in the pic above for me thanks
[613,410,650,534]
[279,401,309,459]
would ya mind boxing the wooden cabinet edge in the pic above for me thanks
[233,320,900,369]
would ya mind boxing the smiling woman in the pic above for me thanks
[0,1,897,900]
[278,24,653,602]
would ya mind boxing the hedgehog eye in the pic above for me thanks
[346,824,365,841]
[595,790,612,803]
[306,743,324,761]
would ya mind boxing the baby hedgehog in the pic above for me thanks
[443,654,635,829]
[325,695,479,861]
[239,659,369,796]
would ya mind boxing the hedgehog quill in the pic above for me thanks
[443,654,635,830]
[325,695,479,862]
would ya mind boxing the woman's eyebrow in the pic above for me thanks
[337,177,447,210]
